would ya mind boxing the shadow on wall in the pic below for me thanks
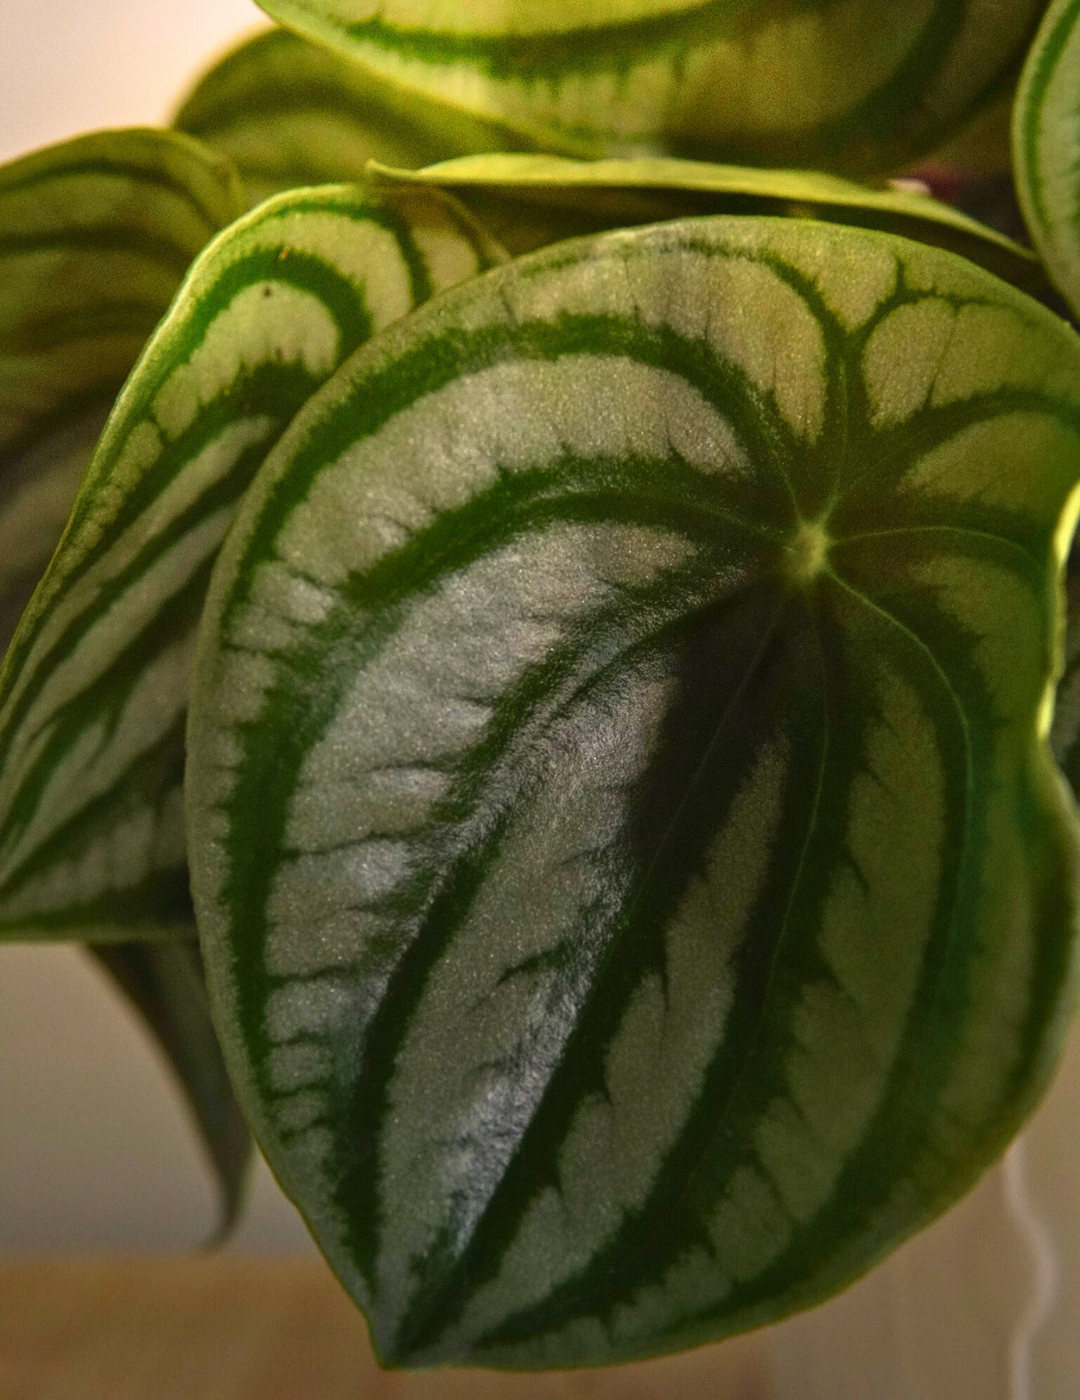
[0,941,314,1254]
[766,1009,1080,1400]
[3,938,1079,1400]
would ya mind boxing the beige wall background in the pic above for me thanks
[0,0,269,163]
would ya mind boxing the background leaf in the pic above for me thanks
[0,183,503,944]
[174,27,527,208]
[254,0,1051,176]
[87,938,252,1240]
[0,129,251,1229]
[0,127,245,666]
[187,216,1080,1367]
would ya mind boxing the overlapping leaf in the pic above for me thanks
[0,182,503,943]
[923,83,1016,174]
[174,27,525,209]
[187,217,1080,1367]
[255,0,1051,175]
[88,939,252,1237]
[0,127,244,666]
[369,153,1047,287]
[0,126,251,1214]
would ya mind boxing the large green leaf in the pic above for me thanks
[254,0,1050,176]
[186,216,1080,1367]
[88,938,252,1239]
[1014,0,1080,318]
[174,27,528,209]
[0,127,245,663]
[368,153,1047,289]
[0,183,503,943]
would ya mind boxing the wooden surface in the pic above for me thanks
[0,1256,770,1400]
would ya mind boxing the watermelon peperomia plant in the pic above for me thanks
[7,0,1080,1372]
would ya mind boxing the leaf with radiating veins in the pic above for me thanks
[0,182,504,943]
[187,216,1080,1368]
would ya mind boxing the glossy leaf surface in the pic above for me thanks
[188,217,1080,1367]
[1014,0,1080,318]
[0,127,244,663]
[88,938,252,1238]
[0,183,502,942]
[255,0,1050,175]
[175,27,527,209]
[369,153,1046,287]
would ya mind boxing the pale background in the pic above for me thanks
[0,0,269,163]
[2,5,1080,1396]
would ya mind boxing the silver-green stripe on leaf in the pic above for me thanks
[88,938,252,1239]
[0,183,503,943]
[1014,0,1080,318]
[255,0,1051,175]
[187,217,1080,1367]
[0,127,245,662]
[368,153,1047,289]
[174,27,529,209]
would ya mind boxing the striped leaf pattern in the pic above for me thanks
[0,183,503,942]
[88,938,252,1238]
[255,0,1051,175]
[187,217,1080,1367]
[369,153,1048,287]
[1014,0,1080,318]
[0,127,244,664]
[174,28,526,209]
